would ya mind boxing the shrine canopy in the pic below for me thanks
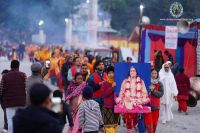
[141,24,197,77]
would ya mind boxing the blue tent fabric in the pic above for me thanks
[141,28,197,63]
[180,46,184,67]
[141,30,146,62]
[176,47,181,65]
[148,30,196,39]
[145,30,151,63]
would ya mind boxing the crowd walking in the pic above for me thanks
[0,46,194,133]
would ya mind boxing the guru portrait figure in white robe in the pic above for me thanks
[159,62,178,124]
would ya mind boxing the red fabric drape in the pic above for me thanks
[144,25,165,31]
[150,39,176,62]
[144,24,196,31]
[198,24,200,29]
[184,42,197,77]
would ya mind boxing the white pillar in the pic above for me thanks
[87,0,98,48]
[65,19,73,49]
[39,30,46,44]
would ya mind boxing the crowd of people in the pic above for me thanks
[0,41,26,61]
[0,45,192,133]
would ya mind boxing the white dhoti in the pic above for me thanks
[160,103,173,123]
[159,62,178,124]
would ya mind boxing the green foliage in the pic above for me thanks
[0,0,199,42]
[99,0,139,37]
[99,0,199,36]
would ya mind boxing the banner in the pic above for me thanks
[165,26,178,49]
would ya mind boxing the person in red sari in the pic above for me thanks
[175,68,190,115]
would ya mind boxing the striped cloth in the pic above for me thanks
[78,100,104,132]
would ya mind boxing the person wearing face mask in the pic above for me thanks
[159,62,178,124]
[65,73,87,133]
[13,83,63,133]
[144,69,164,133]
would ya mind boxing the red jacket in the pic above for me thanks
[150,82,164,110]
[92,72,107,98]
[71,66,77,78]
[101,81,114,109]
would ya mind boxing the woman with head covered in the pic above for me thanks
[65,73,86,133]
[159,62,178,124]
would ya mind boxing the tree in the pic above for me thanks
[99,0,140,37]
[99,0,199,37]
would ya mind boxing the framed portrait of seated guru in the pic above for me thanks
[114,63,151,113]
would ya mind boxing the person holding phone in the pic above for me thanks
[53,90,74,128]
[45,52,60,85]
[13,83,63,133]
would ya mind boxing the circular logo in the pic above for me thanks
[170,2,183,18]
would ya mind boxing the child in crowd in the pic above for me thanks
[78,86,104,133]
